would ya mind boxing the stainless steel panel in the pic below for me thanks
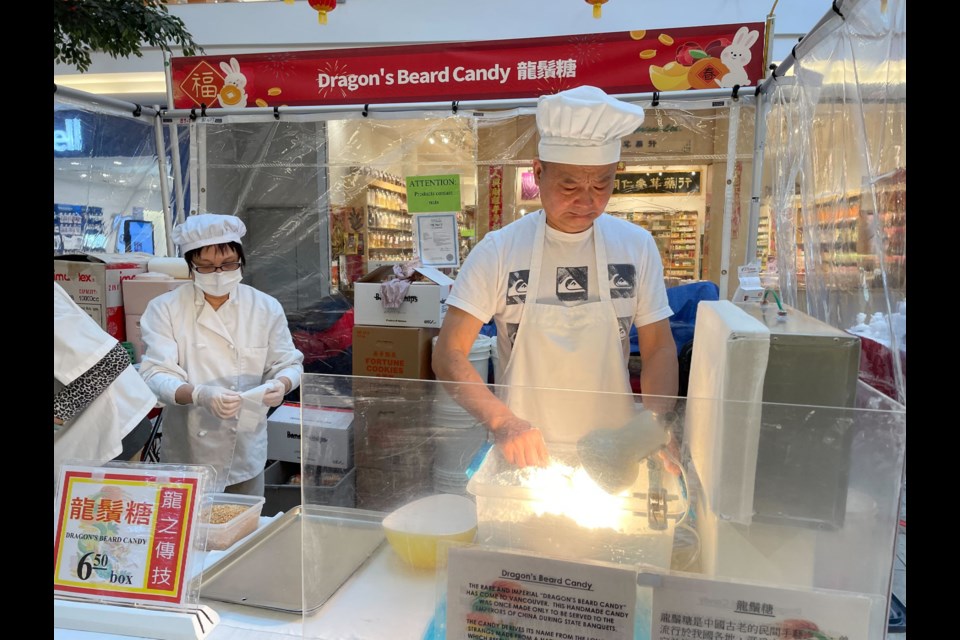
[199,505,385,613]
[735,303,861,531]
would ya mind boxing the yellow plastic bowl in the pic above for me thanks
[382,494,477,569]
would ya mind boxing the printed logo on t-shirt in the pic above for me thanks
[608,264,637,299]
[556,266,589,303]
[506,270,530,305]
[506,322,520,346]
[618,316,633,345]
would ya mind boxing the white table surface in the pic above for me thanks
[55,514,441,640]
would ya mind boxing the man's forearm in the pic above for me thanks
[434,350,515,430]
[640,345,679,413]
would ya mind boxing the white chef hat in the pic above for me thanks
[536,85,645,165]
[172,213,246,253]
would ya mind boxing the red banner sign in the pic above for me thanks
[171,23,765,109]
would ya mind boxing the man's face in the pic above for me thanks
[534,159,618,233]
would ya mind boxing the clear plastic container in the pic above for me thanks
[198,493,265,551]
[466,444,686,570]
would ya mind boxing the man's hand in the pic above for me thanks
[493,417,549,468]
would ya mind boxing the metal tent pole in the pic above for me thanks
[163,51,187,229]
[54,84,157,118]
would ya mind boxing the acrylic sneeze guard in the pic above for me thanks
[276,373,906,640]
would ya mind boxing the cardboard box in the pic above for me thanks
[121,275,191,316]
[266,402,353,469]
[262,461,356,517]
[125,314,144,363]
[54,254,150,341]
[352,325,438,380]
[353,265,453,328]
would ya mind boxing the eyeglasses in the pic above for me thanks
[192,262,242,274]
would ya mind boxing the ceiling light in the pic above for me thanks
[428,137,435,144]
[80,173,88,178]
[113,161,123,166]
[70,161,80,166]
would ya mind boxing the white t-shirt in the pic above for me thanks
[447,211,673,367]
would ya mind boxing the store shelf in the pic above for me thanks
[631,210,700,281]
[782,168,905,290]
[369,179,407,194]
[333,171,411,289]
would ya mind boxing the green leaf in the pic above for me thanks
[690,50,709,59]
[54,0,203,73]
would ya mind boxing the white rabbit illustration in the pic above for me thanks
[218,57,248,108]
[718,26,759,88]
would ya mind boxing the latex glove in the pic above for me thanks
[493,417,549,468]
[192,385,242,419]
[262,379,287,408]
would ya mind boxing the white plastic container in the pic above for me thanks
[466,445,686,569]
[198,493,265,551]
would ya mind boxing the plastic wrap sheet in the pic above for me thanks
[288,374,905,640]
[189,100,754,380]
[761,0,906,403]
[54,95,173,257]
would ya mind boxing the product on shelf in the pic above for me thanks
[334,169,413,288]
[613,210,700,281]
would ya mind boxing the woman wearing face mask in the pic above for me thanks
[139,214,304,495]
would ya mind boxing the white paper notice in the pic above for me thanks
[447,547,637,640]
[414,212,460,267]
[648,572,871,640]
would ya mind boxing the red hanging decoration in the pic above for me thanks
[308,0,337,24]
[585,0,608,18]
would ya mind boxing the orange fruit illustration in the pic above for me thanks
[687,57,729,89]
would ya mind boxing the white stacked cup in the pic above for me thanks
[431,335,493,495]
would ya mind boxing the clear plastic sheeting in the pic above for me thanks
[760,0,906,403]
[287,373,905,640]
[188,100,756,372]
[54,95,172,257]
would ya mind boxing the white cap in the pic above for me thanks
[171,213,246,252]
[536,85,645,165]
[171,213,247,253]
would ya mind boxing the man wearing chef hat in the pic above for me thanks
[433,86,678,468]
[139,214,304,495]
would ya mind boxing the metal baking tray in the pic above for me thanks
[199,504,386,613]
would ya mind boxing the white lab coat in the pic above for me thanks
[139,283,303,491]
[54,283,157,484]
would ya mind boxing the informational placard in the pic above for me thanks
[611,171,701,196]
[447,547,637,640]
[53,465,204,606]
[406,174,461,213]
[414,213,460,268]
[489,166,504,231]
[647,572,871,640]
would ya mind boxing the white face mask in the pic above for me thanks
[194,269,243,297]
